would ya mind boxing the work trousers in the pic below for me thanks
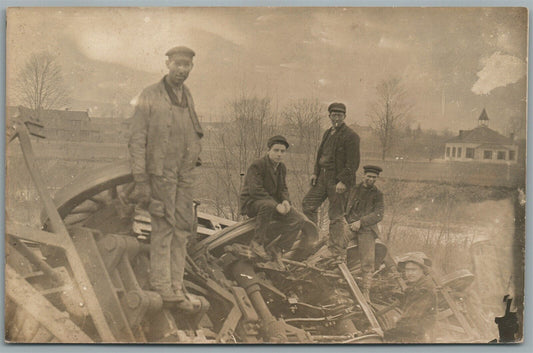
[349,228,376,275]
[246,199,307,252]
[302,169,347,256]
[149,172,194,294]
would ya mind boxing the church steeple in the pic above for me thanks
[478,108,489,127]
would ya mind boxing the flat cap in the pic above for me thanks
[363,165,383,175]
[397,252,432,270]
[328,102,346,113]
[165,46,195,59]
[267,135,289,149]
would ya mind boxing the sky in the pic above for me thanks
[5,7,528,132]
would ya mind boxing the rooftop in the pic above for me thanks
[446,125,514,145]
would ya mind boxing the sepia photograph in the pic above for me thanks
[4,7,527,344]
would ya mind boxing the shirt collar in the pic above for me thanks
[330,122,346,133]
[359,181,375,191]
[266,155,280,171]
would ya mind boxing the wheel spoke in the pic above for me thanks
[64,213,91,226]
[70,202,100,215]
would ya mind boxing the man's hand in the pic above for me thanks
[336,181,347,193]
[276,201,290,215]
[310,174,317,187]
[349,220,361,232]
[131,181,151,207]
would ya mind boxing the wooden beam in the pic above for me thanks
[5,265,93,343]
[338,263,383,336]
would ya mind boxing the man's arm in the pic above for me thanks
[246,163,277,202]
[337,131,360,187]
[280,164,291,203]
[360,191,384,227]
[128,91,150,181]
[313,130,328,177]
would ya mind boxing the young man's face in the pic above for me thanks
[166,56,193,86]
[363,172,378,187]
[268,144,287,164]
[404,262,425,283]
[329,111,346,128]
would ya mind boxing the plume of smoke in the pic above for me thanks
[471,52,525,95]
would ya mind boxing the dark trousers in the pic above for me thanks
[350,228,375,275]
[246,199,307,251]
[302,170,347,256]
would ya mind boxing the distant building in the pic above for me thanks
[12,106,102,142]
[7,106,136,143]
[444,108,518,163]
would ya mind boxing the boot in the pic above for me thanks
[268,246,286,270]
[249,240,271,261]
[157,288,181,303]
[174,289,196,312]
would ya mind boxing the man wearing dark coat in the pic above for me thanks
[240,135,310,259]
[345,165,384,298]
[384,252,438,343]
[302,102,360,262]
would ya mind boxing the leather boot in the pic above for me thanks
[174,289,196,312]
[157,288,181,303]
[250,240,271,261]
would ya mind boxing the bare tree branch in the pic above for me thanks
[14,51,70,112]
[205,94,276,220]
[368,78,413,160]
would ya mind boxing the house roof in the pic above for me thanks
[475,143,512,150]
[446,125,514,145]
[13,106,90,123]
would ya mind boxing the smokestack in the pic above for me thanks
[459,130,464,138]
[510,132,515,141]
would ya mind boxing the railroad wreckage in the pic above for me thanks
[5,114,494,343]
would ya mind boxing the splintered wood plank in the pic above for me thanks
[6,265,93,343]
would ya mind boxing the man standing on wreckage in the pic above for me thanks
[302,102,361,264]
[128,46,203,310]
[344,165,384,300]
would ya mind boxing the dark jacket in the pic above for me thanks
[240,155,290,215]
[345,182,384,237]
[128,77,202,180]
[384,275,437,343]
[313,123,360,187]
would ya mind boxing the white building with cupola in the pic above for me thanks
[444,108,518,163]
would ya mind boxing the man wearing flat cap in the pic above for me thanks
[344,165,384,299]
[128,46,202,308]
[302,102,360,262]
[240,135,315,260]
[384,252,437,343]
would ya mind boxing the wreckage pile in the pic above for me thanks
[5,119,493,343]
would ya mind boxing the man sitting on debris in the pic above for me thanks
[240,135,312,260]
[384,252,437,343]
[344,165,384,298]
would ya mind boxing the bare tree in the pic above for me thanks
[368,78,412,160]
[232,96,276,169]
[204,94,276,220]
[282,98,324,172]
[15,51,69,111]
[281,98,324,208]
